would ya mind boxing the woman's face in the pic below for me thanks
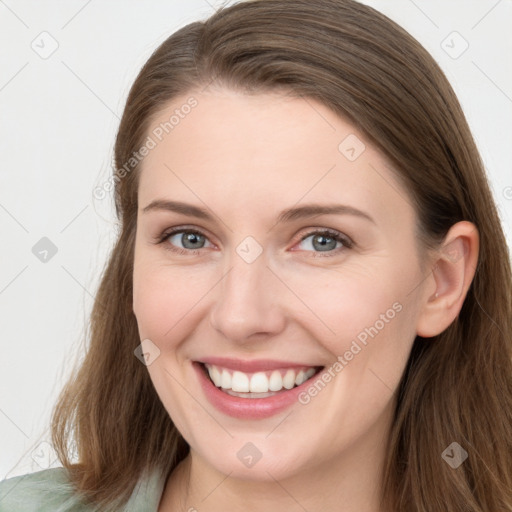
[133,87,432,481]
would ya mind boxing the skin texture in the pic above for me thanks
[132,87,479,512]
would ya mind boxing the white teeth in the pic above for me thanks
[282,369,296,389]
[304,368,316,380]
[220,369,231,389]
[231,371,250,392]
[249,372,269,393]
[205,364,319,394]
[269,370,283,392]
[209,366,222,387]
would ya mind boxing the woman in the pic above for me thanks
[1,0,511,511]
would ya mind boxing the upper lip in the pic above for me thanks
[198,357,322,373]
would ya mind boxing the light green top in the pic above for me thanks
[0,466,167,512]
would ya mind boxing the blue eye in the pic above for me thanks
[158,229,213,255]
[296,229,352,256]
[156,227,353,257]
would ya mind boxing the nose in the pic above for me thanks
[209,248,286,344]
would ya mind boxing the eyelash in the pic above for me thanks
[154,226,354,258]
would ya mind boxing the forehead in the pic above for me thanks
[137,88,413,228]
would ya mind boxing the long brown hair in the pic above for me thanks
[47,0,512,510]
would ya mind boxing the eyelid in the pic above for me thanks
[155,225,354,256]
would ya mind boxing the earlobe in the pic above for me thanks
[416,221,479,338]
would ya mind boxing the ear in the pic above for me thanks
[416,221,479,338]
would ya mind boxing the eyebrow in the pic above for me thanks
[142,199,375,225]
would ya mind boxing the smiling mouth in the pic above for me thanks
[199,362,324,398]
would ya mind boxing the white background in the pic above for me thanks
[0,0,511,479]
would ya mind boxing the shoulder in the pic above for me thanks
[0,467,91,512]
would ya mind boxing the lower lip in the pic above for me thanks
[193,362,320,420]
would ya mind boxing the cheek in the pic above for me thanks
[132,263,210,437]
[278,261,410,353]
[132,262,210,347]
[279,259,420,408]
